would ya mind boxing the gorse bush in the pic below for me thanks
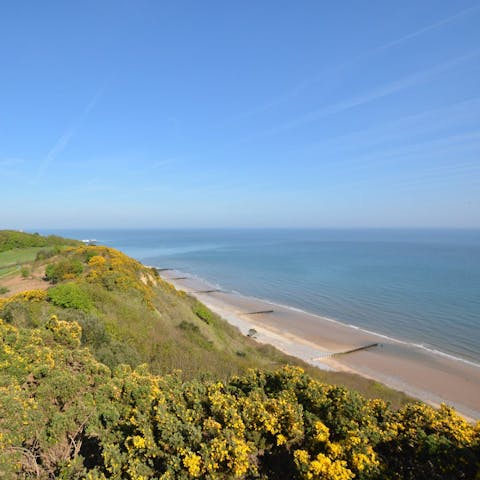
[1,235,478,479]
[0,289,48,310]
[0,319,478,479]
[0,318,109,478]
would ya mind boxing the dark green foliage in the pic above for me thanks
[47,283,93,312]
[192,302,213,324]
[82,249,100,263]
[35,248,57,261]
[374,403,480,480]
[20,266,29,278]
[0,230,80,253]
[45,259,84,283]
[0,286,9,294]
[178,320,201,333]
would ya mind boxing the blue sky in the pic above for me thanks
[1,1,479,228]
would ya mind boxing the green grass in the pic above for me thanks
[0,247,55,279]
[0,247,51,269]
[0,265,19,279]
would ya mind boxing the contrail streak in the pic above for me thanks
[34,89,103,182]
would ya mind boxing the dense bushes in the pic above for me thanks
[35,247,59,261]
[0,230,80,253]
[47,283,93,312]
[45,258,84,283]
[1,236,478,478]
[0,319,478,479]
[0,318,110,477]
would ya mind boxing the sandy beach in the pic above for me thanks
[159,269,480,420]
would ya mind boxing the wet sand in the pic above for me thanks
[159,270,480,420]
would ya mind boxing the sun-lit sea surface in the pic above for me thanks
[42,229,480,364]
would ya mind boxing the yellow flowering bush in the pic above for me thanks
[2,307,479,479]
[80,246,156,307]
[83,365,478,480]
[0,289,47,309]
[0,319,111,478]
[1,243,479,479]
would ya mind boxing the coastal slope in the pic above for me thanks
[0,231,478,478]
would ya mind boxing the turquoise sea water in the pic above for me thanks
[43,229,480,365]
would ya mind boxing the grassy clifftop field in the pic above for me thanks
[0,231,478,479]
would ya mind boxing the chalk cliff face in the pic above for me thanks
[0,231,478,479]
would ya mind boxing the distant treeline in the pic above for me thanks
[0,230,81,252]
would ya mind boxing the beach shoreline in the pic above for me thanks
[156,267,480,421]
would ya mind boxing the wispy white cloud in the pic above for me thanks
[229,4,480,123]
[309,131,480,197]
[295,96,480,157]
[33,89,103,182]
[308,130,480,194]
[347,130,480,168]
[258,50,480,137]
[372,4,480,53]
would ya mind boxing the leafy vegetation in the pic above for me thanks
[35,247,60,261]
[193,302,214,324]
[0,230,80,253]
[0,231,78,280]
[0,319,478,479]
[20,266,30,278]
[0,231,478,478]
[47,283,93,312]
[45,258,84,284]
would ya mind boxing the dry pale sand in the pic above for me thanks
[160,270,480,420]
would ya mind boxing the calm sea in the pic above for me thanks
[41,229,480,365]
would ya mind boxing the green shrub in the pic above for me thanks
[45,259,84,283]
[0,286,9,294]
[178,320,200,333]
[47,283,93,312]
[20,267,30,278]
[35,249,56,261]
[0,230,80,253]
[192,303,213,324]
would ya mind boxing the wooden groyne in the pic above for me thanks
[190,289,224,294]
[333,343,379,357]
[312,343,380,362]
[243,309,275,315]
